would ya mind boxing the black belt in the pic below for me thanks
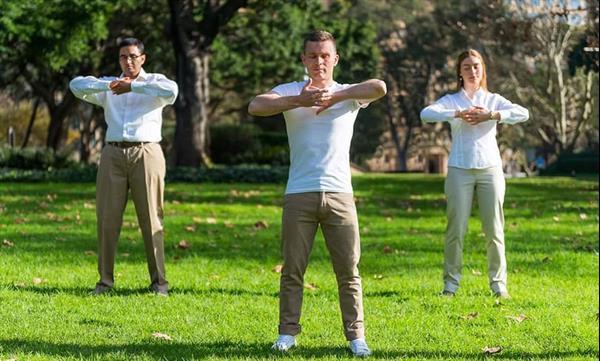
[107,141,151,148]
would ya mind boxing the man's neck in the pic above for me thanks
[311,78,335,88]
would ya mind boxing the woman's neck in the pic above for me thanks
[463,84,481,99]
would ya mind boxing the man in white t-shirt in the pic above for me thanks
[248,30,386,357]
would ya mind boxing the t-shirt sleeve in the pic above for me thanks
[271,81,301,97]
[339,83,365,111]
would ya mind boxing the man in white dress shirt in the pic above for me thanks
[70,38,178,296]
[248,30,386,357]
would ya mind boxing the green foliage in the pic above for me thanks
[0,164,289,183]
[210,0,383,164]
[210,124,289,166]
[0,0,114,72]
[543,151,600,175]
[0,146,74,170]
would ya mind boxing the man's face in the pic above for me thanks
[301,40,339,83]
[119,45,146,78]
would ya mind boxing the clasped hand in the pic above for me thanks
[456,106,495,125]
[298,78,336,114]
[109,77,132,95]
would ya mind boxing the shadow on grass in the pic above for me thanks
[2,284,423,300]
[1,284,280,298]
[0,339,597,360]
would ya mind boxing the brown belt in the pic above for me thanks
[107,141,151,148]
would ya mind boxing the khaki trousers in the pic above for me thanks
[96,143,168,292]
[279,192,364,341]
[443,166,507,294]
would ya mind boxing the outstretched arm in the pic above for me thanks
[69,76,111,106]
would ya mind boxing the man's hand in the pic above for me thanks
[316,90,338,114]
[457,106,495,125]
[109,77,132,95]
[297,78,330,108]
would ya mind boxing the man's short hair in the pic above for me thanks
[118,37,145,54]
[303,30,336,53]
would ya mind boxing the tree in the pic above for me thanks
[210,0,382,165]
[501,0,599,158]
[168,0,247,167]
[0,0,115,151]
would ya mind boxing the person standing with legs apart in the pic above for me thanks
[70,37,178,296]
[420,49,529,299]
[248,30,386,357]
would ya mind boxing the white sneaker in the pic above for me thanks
[272,334,296,352]
[349,338,372,358]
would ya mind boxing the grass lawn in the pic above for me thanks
[0,174,598,360]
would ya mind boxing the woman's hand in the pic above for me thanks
[458,106,497,125]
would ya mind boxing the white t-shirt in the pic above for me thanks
[420,88,528,169]
[272,80,367,194]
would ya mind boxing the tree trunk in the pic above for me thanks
[45,91,75,151]
[172,47,212,166]
[21,98,40,149]
[384,78,404,171]
[168,0,247,167]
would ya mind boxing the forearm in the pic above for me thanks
[420,104,455,123]
[334,79,387,103]
[69,76,110,97]
[248,94,302,116]
[497,104,529,125]
[131,78,178,104]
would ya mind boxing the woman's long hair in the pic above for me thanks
[456,49,487,91]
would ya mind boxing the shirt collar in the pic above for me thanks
[119,67,148,80]
[460,87,486,101]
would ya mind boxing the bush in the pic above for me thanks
[210,124,289,165]
[0,165,289,183]
[543,151,599,175]
[0,146,75,170]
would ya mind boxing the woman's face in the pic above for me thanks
[460,55,483,88]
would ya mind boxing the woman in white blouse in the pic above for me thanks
[420,49,528,299]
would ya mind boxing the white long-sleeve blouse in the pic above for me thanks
[420,88,529,169]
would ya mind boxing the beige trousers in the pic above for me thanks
[443,166,507,294]
[96,142,168,292]
[279,192,364,341]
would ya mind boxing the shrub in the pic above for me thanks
[0,165,289,183]
[543,152,599,175]
[0,146,75,170]
[210,124,289,165]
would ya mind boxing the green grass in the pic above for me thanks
[0,174,598,360]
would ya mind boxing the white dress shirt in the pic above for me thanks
[420,88,529,169]
[69,68,178,142]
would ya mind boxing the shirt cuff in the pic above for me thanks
[497,109,512,124]
[130,79,144,93]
